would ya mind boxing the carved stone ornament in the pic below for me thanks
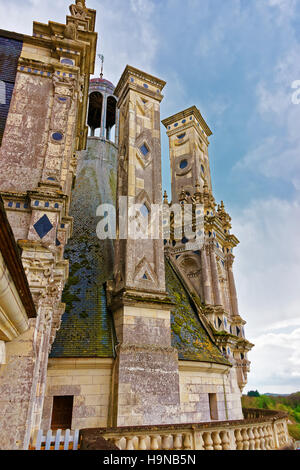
[64,22,77,40]
[53,73,76,89]
[69,0,88,20]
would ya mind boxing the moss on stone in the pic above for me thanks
[165,258,230,365]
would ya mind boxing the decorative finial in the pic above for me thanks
[163,190,168,204]
[195,180,201,193]
[98,54,104,79]
[203,178,209,194]
[179,187,187,204]
[193,180,202,204]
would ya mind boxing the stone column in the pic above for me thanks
[101,92,106,138]
[208,243,222,306]
[200,246,212,304]
[226,254,239,316]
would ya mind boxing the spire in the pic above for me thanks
[98,54,104,79]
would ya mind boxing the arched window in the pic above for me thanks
[106,96,117,142]
[87,92,103,137]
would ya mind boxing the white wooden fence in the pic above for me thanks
[32,429,80,450]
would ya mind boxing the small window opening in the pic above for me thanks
[209,393,218,421]
[51,396,74,430]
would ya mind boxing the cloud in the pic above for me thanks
[235,28,300,189]
[0,0,160,86]
[265,316,300,331]
[245,327,300,393]
[232,197,300,393]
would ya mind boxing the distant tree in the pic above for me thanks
[247,390,260,397]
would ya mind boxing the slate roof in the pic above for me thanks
[165,258,229,365]
[51,250,228,366]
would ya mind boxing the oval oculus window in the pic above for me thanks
[179,159,188,169]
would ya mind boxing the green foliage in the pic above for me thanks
[247,390,260,397]
[242,391,300,441]
[288,424,300,441]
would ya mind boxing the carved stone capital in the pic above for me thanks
[225,253,235,269]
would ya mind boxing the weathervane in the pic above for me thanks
[98,54,104,78]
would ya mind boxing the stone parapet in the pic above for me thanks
[79,409,293,450]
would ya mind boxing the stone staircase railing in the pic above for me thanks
[79,409,293,450]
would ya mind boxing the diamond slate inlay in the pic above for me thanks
[140,144,149,156]
[33,214,53,239]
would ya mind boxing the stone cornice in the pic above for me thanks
[178,360,231,373]
[114,65,166,103]
[162,105,213,137]
[108,286,175,313]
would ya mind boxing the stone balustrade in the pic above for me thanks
[79,409,293,451]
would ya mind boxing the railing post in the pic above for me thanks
[253,427,261,450]
[64,429,71,450]
[194,432,205,450]
[73,429,79,450]
[45,430,53,450]
[259,427,266,450]
[234,429,243,450]
[183,433,192,450]
[125,436,135,450]
[220,430,230,450]
[241,429,250,450]
[212,431,222,450]
[203,432,214,450]
[54,429,61,450]
[227,429,236,450]
[150,435,160,450]
[35,429,44,450]
[162,434,171,450]
[138,435,147,451]
[173,433,182,450]
[267,425,274,449]
[248,427,255,450]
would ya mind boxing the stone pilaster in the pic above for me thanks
[208,243,222,306]
[200,245,212,305]
[225,254,239,317]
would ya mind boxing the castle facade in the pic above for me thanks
[1,1,281,452]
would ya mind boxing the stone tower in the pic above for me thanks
[108,65,181,427]
[162,107,253,392]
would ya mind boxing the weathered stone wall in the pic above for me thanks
[0,321,37,449]
[179,362,243,423]
[0,71,53,191]
[111,305,180,427]
[41,358,113,430]
[40,357,243,431]
[0,3,97,449]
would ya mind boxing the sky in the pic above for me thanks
[1,0,300,395]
